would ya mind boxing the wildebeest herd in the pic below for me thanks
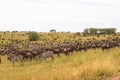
[0,37,120,67]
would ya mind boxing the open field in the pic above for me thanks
[0,32,120,80]
[0,48,120,80]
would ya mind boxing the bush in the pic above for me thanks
[28,32,39,41]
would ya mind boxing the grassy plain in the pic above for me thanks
[0,32,120,80]
[0,48,120,80]
[0,31,117,44]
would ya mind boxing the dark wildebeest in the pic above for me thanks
[35,51,54,62]
[52,48,61,57]
[7,53,24,67]
[18,50,33,61]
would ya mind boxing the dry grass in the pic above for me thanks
[0,48,120,80]
[0,32,117,44]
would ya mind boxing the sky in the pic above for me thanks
[0,0,120,32]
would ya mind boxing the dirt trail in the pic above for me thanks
[106,73,120,80]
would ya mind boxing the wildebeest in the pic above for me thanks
[1,37,120,66]
[35,51,54,62]
[18,50,33,61]
[7,53,24,67]
[52,48,61,57]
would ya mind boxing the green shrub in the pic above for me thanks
[28,32,39,41]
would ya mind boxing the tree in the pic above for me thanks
[83,28,89,34]
[50,29,56,32]
[83,28,116,35]
[89,28,98,34]
[28,32,39,41]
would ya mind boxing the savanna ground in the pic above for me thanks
[0,31,118,44]
[0,48,120,80]
[0,32,120,80]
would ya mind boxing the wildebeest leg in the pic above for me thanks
[20,60,24,66]
[39,58,42,63]
[0,58,1,64]
[29,56,32,61]
[0,56,1,64]
[12,61,14,67]
[30,56,33,61]
[51,56,54,62]
[65,52,69,56]
[23,57,26,61]
[102,47,104,51]
[57,53,60,57]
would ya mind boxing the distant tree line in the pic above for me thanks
[83,28,116,35]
